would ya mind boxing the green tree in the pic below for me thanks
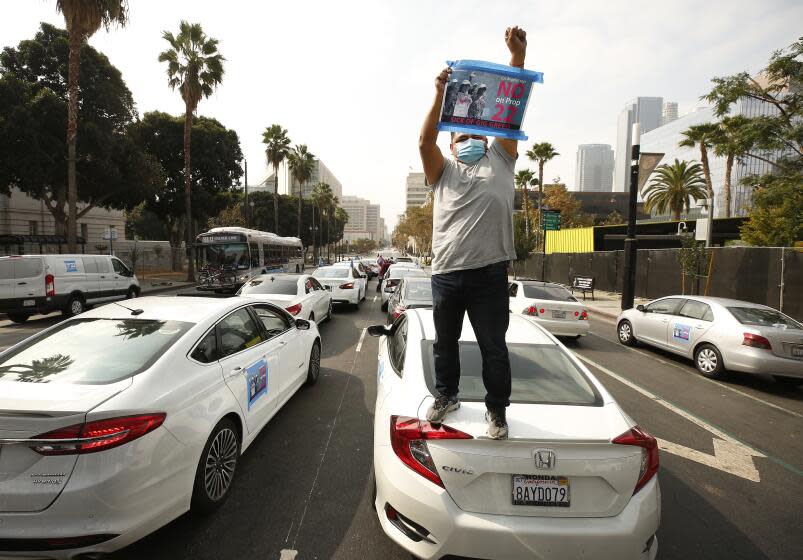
[56,0,128,252]
[261,124,291,233]
[539,182,593,229]
[158,21,225,282]
[513,212,536,261]
[709,116,755,217]
[642,160,708,220]
[0,24,161,236]
[514,169,535,236]
[740,172,802,246]
[679,123,718,215]
[287,145,315,241]
[526,142,560,246]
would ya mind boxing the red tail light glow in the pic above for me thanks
[523,306,539,316]
[579,310,588,320]
[539,308,545,315]
[31,414,167,456]
[339,282,354,289]
[45,274,55,297]
[392,306,406,319]
[742,333,771,350]
[285,303,303,316]
[390,415,473,487]
[612,425,659,494]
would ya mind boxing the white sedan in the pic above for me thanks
[380,265,428,310]
[238,273,332,324]
[313,264,366,308]
[368,310,661,560]
[617,296,803,382]
[509,279,590,338]
[0,296,321,558]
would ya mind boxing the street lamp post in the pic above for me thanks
[243,158,249,228]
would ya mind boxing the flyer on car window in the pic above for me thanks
[438,59,544,141]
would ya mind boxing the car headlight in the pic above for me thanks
[238,274,249,282]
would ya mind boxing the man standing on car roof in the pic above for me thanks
[417,26,527,440]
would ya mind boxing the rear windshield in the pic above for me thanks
[238,277,298,295]
[391,268,426,280]
[405,281,433,301]
[422,341,601,406]
[314,268,349,279]
[522,284,577,301]
[727,307,802,329]
[0,319,192,385]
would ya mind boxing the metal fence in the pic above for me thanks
[518,247,802,321]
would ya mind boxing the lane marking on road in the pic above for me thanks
[356,327,367,352]
[279,550,298,560]
[587,330,803,420]
[575,354,803,481]
[373,296,378,302]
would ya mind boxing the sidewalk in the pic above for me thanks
[577,290,650,321]
[139,273,195,295]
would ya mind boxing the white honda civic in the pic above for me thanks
[368,310,660,560]
[0,296,321,558]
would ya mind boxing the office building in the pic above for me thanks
[614,97,664,192]
[661,101,679,126]
[574,144,614,192]
[406,172,429,208]
[265,159,343,199]
[341,195,384,241]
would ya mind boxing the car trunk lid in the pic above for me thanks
[753,326,803,360]
[523,299,586,321]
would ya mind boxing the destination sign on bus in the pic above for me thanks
[200,234,244,244]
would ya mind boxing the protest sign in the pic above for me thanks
[438,59,544,141]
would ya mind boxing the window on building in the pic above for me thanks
[29,221,38,235]
[80,223,88,240]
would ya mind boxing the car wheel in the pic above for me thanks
[326,300,333,322]
[7,312,29,324]
[773,375,803,387]
[370,463,377,511]
[617,320,636,346]
[694,343,726,379]
[65,294,85,317]
[191,418,240,515]
[309,312,315,323]
[305,340,321,385]
[126,286,139,299]
[381,301,388,312]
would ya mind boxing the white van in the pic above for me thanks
[0,254,140,323]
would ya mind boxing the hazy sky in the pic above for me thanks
[2,0,801,230]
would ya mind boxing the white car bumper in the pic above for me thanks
[374,444,660,560]
[723,346,803,378]
[332,287,360,305]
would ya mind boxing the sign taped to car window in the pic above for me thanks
[246,358,268,409]
[438,59,543,141]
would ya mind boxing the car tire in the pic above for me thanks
[370,463,377,511]
[381,301,388,312]
[309,312,315,323]
[305,340,321,386]
[64,294,86,317]
[773,375,803,387]
[694,343,726,379]
[7,312,29,324]
[191,418,240,515]
[326,301,333,322]
[617,320,636,346]
[126,286,139,299]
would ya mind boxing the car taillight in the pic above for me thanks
[742,333,771,350]
[392,306,406,319]
[540,308,545,314]
[612,425,659,495]
[339,282,354,289]
[386,280,398,288]
[286,303,303,316]
[523,306,539,316]
[30,414,166,456]
[578,310,588,320]
[45,273,55,297]
[390,415,473,487]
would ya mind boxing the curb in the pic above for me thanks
[585,305,619,321]
[140,283,194,296]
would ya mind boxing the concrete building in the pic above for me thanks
[341,195,384,242]
[614,97,664,192]
[263,159,343,199]
[574,144,614,192]
[661,101,679,126]
[406,172,429,208]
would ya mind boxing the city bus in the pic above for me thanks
[195,227,303,292]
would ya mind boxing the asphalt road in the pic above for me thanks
[1,283,801,559]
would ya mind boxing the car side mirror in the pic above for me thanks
[367,324,393,337]
[325,285,332,291]
[295,318,311,330]
[636,304,645,312]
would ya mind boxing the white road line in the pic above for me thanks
[373,295,378,302]
[355,327,367,352]
[279,550,298,560]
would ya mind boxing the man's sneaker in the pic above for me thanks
[486,408,508,440]
[426,394,460,423]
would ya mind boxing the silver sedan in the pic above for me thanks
[616,296,803,383]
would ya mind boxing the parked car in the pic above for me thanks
[0,254,140,323]
[0,296,321,558]
[387,277,433,323]
[238,273,332,324]
[367,310,660,560]
[508,279,590,338]
[617,296,803,383]
[380,265,429,311]
[312,264,366,308]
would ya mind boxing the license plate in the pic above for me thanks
[23,299,35,307]
[792,345,803,358]
[552,310,566,319]
[512,475,570,507]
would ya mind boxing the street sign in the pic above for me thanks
[543,211,561,231]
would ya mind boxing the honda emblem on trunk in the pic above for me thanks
[534,449,556,470]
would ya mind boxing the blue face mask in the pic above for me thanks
[455,138,486,163]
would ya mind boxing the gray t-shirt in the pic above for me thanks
[430,141,516,275]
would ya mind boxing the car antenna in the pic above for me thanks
[113,302,144,316]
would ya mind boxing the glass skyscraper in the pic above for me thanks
[614,97,664,192]
[575,144,614,192]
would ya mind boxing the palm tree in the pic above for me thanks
[679,123,718,218]
[56,0,129,252]
[642,159,707,220]
[262,124,291,233]
[710,116,755,218]
[159,21,225,282]
[526,142,560,247]
[286,145,316,240]
[514,169,535,236]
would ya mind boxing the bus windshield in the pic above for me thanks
[199,243,250,269]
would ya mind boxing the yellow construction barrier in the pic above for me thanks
[545,227,594,254]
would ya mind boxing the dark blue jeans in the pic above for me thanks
[431,260,511,410]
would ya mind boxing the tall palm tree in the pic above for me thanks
[56,0,128,252]
[642,159,707,220]
[514,169,535,236]
[679,123,717,218]
[311,182,333,262]
[526,142,560,247]
[262,124,291,233]
[710,116,754,218]
[159,21,224,282]
[287,145,315,240]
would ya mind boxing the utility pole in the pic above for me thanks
[244,159,249,228]
[621,123,641,311]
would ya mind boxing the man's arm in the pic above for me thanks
[495,26,527,160]
[419,67,450,185]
